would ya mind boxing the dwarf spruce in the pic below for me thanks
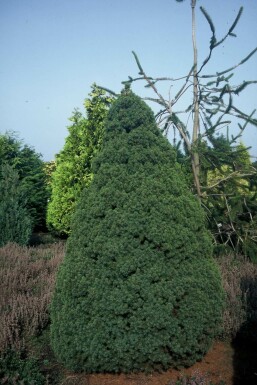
[50,90,224,372]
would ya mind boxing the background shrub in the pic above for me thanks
[218,253,257,340]
[0,131,49,230]
[0,242,64,354]
[51,90,224,372]
[0,350,45,385]
[47,85,113,236]
[0,164,32,247]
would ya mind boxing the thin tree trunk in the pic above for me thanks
[191,0,201,198]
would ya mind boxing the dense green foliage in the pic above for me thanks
[0,132,49,230]
[44,160,56,196]
[51,91,224,372]
[0,164,32,246]
[0,350,45,385]
[47,84,113,235]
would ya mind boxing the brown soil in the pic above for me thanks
[60,341,237,385]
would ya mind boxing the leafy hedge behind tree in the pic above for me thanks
[47,85,113,236]
[0,132,49,230]
[50,90,224,372]
[0,164,32,246]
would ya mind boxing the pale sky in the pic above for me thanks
[0,0,256,161]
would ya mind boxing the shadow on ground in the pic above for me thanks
[233,275,257,385]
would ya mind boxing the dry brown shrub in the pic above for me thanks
[0,241,65,354]
[217,253,257,339]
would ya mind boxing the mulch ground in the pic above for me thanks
[61,341,236,385]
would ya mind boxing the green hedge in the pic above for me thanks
[0,164,32,246]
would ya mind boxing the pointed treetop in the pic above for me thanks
[121,83,132,95]
[106,91,156,133]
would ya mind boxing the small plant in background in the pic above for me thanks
[217,253,257,340]
[203,141,257,261]
[0,242,64,354]
[0,241,65,384]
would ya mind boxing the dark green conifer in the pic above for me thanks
[0,164,32,246]
[50,90,224,372]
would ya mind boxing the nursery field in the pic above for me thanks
[1,3,257,384]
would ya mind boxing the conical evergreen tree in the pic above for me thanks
[50,90,224,372]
